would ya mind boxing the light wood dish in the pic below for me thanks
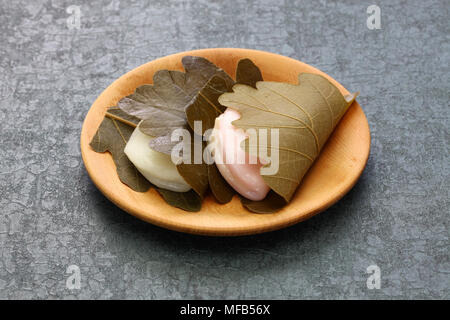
[80,48,370,236]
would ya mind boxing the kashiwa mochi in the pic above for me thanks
[124,126,191,192]
[212,108,270,201]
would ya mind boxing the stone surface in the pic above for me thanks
[0,0,448,299]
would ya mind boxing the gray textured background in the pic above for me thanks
[0,0,448,299]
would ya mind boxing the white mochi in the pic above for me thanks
[124,127,191,192]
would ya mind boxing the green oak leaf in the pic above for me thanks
[89,107,201,211]
[186,58,263,135]
[89,107,150,192]
[184,58,264,204]
[155,188,202,212]
[115,56,235,200]
[219,73,358,207]
[240,191,287,214]
[117,56,234,154]
[236,58,263,89]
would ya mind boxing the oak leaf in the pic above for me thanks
[219,73,358,204]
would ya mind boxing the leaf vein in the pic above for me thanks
[246,145,314,162]
[199,91,222,115]
[265,87,314,128]
[111,119,127,145]
[306,78,334,129]
[225,99,320,155]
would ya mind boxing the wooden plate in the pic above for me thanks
[80,48,370,236]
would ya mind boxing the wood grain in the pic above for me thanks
[80,48,371,236]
